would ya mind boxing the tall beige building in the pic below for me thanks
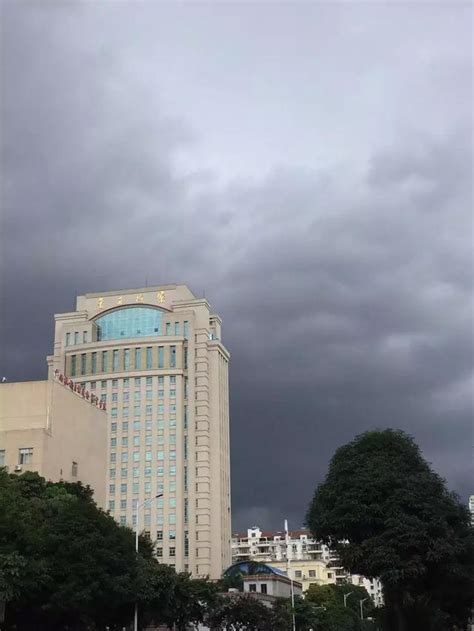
[0,379,107,507]
[47,284,231,578]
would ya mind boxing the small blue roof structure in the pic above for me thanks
[223,561,289,579]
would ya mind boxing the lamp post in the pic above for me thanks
[343,591,353,607]
[134,493,163,631]
[359,597,368,620]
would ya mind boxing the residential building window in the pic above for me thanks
[109,469,116,478]
[183,321,189,338]
[295,571,302,579]
[157,450,164,461]
[169,530,176,540]
[156,530,163,541]
[83,331,88,343]
[90,381,96,391]
[113,350,119,371]
[174,322,180,335]
[119,516,126,526]
[111,423,117,433]
[166,323,171,335]
[112,393,118,402]
[158,389,164,398]
[135,348,142,369]
[101,380,107,389]
[134,391,141,401]
[71,461,78,477]
[111,408,118,418]
[249,584,257,593]
[121,468,128,478]
[261,584,267,594]
[144,514,151,526]
[112,379,118,388]
[146,390,152,400]
[133,452,140,462]
[133,467,140,478]
[146,347,153,369]
[133,436,140,446]
[18,448,33,465]
[71,355,77,376]
[169,547,176,557]
[158,376,164,385]
[157,466,164,477]
[91,352,97,374]
[169,451,176,460]
[110,453,117,464]
[133,482,139,494]
[123,377,129,388]
[109,500,115,511]
[120,499,127,510]
[158,404,164,414]
[309,570,316,578]
[169,465,176,476]
[111,438,117,447]
[158,346,164,368]
[156,547,163,557]
[122,421,129,432]
[66,332,71,346]
[109,483,115,494]
[74,332,79,345]
[170,346,176,368]
[144,481,151,493]
[102,351,108,372]
[170,389,176,398]
[144,466,152,477]
[123,407,129,417]
[123,392,129,402]
[133,419,141,431]
[122,437,128,447]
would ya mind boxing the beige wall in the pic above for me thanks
[0,380,107,507]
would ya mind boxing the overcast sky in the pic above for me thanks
[1,1,472,532]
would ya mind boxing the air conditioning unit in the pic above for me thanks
[14,465,22,472]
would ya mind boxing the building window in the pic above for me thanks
[113,350,119,372]
[170,389,176,398]
[184,347,188,369]
[183,321,189,338]
[102,351,108,373]
[166,322,171,336]
[124,349,130,370]
[123,377,129,388]
[91,352,97,374]
[157,450,164,461]
[66,332,71,346]
[169,530,176,540]
[135,348,142,370]
[158,346,164,368]
[169,547,176,557]
[135,377,141,386]
[184,406,188,429]
[121,468,128,478]
[156,547,163,557]
[109,500,115,511]
[327,572,333,579]
[158,376,164,385]
[18,448,33,465]
[295,571,302,578]
[122,421,129,432]
[174,322,180,335]
[0,450,4,466]
[109,483,115,494]
[146,347,153,369]
[184,466,188,492]
[120,499,127,510]
[249,584,257,592]
[260,584,267,594]
[74,332,79,345]
[184,498,188,523]
[70,355,77,376]
[170,346,176,368]
[111,422,117,433]
[83,331,88,343]
[122,437,128,447]
[309,570,316,578]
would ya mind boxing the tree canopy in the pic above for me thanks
[306,429,474,631]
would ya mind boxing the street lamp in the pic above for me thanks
[134,493,163,631]
[359,597,368,620]
[343,591,354,607]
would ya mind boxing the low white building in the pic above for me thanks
[232,526,384,607]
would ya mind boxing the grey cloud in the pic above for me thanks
[1,2,472,531]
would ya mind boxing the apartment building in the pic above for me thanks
[232,526,383,607]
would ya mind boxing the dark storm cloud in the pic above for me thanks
[1,2,472,531]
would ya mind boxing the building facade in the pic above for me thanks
[232,527,383,607]
[47,284,231,578]
[0,379,107,507]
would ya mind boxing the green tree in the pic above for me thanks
[306,430,474,631]
[0,469,147,629]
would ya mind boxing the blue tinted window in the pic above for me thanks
[96,307,163,341]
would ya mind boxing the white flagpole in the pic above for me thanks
[285,519,296,631]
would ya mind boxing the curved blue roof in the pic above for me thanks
[223,561,288,578]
